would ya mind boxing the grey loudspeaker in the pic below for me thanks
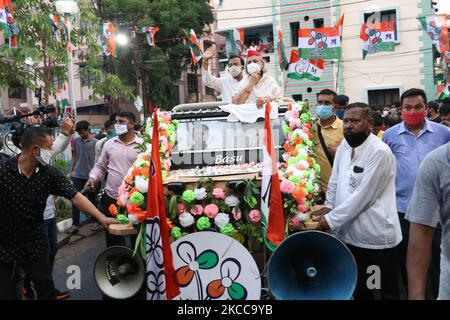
[94,246,145,300]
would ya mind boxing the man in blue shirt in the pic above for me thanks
[382,88,450,299]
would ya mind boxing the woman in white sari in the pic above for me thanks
[232,50,283,109]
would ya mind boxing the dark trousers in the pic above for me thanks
[346,243,401,300]
[0,254,55,300]
[43,218,58,273]
[71,177,88,227]
[398,212,441,299]
[100,194,136,248]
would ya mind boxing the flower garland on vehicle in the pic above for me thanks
[280,101,321,227]
[108,111,179,225]
[166,178,263,245]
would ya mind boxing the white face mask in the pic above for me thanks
[114,123,129,136]
[247,62,261,75]
[36,147,53,166]
[382,110,389,117]
[229,65,242,78]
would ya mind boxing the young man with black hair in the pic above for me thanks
[69,120,97,230]
[427,101,441,123]
[202,47,247,102]
[85,112,143,247]
[439,101,450,127]
[0,126,116,300]
[382,88,450,299]
[312,102,402,300]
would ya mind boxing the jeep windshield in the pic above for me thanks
[170,108,286,170]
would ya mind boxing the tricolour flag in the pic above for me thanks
[146,107,180,300]
[360,21,395,60]
[336,15,344,37]
[101,22,116,57]
[49,14,61,41]
[298,26,341,59]
[261,102,285,250]
[0,0,18,47]
[142,26,159,47]
[182,28,202,65]
[287,49,324,81]
[419,14,449,54]
[227,28,245,55]
[277,30,289,71]
[55,83,69,115]
[438,82,450,101]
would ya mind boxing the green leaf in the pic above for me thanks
[196,250,219,269]
[227,282,247,300]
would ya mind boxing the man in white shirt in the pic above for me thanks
[201,47,246,102]
[312,102,402,300]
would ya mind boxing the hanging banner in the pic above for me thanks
[141,26,159,47]
[298,26,341,59]
[287,49,324,81]
[419,14,449,54]
[360,21,395,59]
[101,22,116,57]
[227,28,245,55]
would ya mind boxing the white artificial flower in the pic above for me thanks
[293,169,304,178]
[119,194,128,206]
[159,123,168,130]
[298,160,310,169]
[296,213,309,222]
[214,213,230,228]
[313,184,320,193]
[298,148,308,158]
[128,214,139,225]
[194,187,207,200]
[284,110,293,121]
[179,213,195,227]
[224,195,240,207]
[135,176,149,193]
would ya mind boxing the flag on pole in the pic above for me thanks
[101,22,116,57]
[146,107,180,300]
[298,26,341,59]
[182,28,202,65]
[0,0,18,47]
[360,21,395,59]
[438,81,450,100]
[277,30,289,71]
[55,83,69,115]
[227,28,245,55]
[287,49,324,81]
[142,26,159,47]
[261,102,285,250]
[336,15,344,37]
[49,14,62,41]
[419,14,449,54]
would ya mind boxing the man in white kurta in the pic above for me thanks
[313,103,402,300]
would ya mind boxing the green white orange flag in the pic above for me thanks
[298,26,341,59]
[261,102,285,250]
[228,28,245,55]
[287,49,324,81]
[438,82,450,100]
[101,22,116,57]
[183,28,202,65]
[360,21,395,60]
[419,14,449,54]
[277,30,289,71]
[0,0,18,47]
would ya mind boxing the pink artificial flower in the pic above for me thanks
[295,161,308,171]
[178,203,186,214]
[288,132,293,141]
[280,180,295,194]
[204,204,219,218]
[190,204,204,216]
[295,196,307,205]
[292,110,300,119]
[160,112,171,122]
[302,127,310,134]
[297,205,307,213]
[249,209,261,223]
[290,216,300,226]
[118,184,127,196]
[289,119,297,129]
[212,188,225,200]
[232,208,242,221]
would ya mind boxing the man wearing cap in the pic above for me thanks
[336,94,349,120]
[232,50,283,109]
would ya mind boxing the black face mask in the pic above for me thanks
[344,131,370,148]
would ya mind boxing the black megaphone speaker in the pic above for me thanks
[94,246,145,299]
[268,230,357,300]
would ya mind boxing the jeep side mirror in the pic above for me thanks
[167,182,186,195]
[226,180,246,191]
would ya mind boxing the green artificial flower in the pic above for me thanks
[288,156,300,166]
[130,192,145,206]
[283,123,290,136]
[305,183,314,194]
[305,140,313,147]
[300,113,311,122]
[220,223,235,236]
[167,124,175,132]
[244,195,257,208]
[171,226,182,240]
[288,176,301,184]
[117,214,129,224]
[172,119,179,127]
[314,163,321,174]
[162,170,167,182]
[134,159,150,167]
[197,217,211,230]
[182,190,196,203]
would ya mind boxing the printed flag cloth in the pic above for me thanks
[360,21,395,59]
[260,102,285,251]
[277,30,289,71]
[55,83,70,115]
[287,49,324,81]
[49,14,61,41]
[336,15,344,37]
[142,26,159,47]
[182,28,202,65]
[227,28,245,55]
[146,107,180,300]
[419,14,449,54]
[101,22,116,57]
[0,0,18,47]
[298,26,341,59]
[438,81,450,100]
